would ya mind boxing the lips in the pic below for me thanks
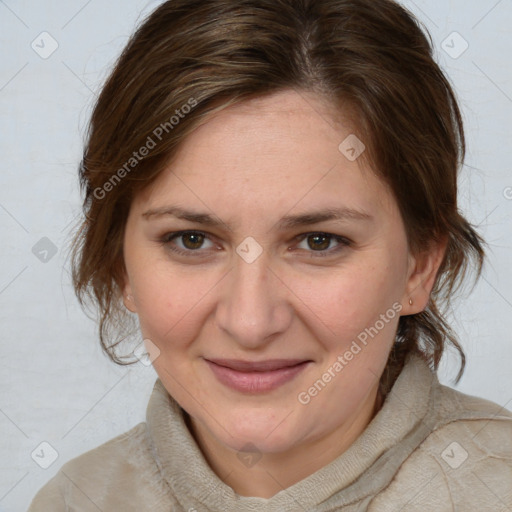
[206,358,309,372]
[204,358,312,393]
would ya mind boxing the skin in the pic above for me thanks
[121,89,446,498]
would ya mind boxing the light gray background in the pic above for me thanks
[1,1,511,510]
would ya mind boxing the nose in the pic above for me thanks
[214,249,293,349]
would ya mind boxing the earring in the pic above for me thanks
[126,294,133,302]
[408,298,413,306]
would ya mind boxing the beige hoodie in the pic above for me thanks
[28,352,512,511]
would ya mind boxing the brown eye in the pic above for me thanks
[295,232,351,258]
[307,234,331,251]
[160,231,215,255]
[181,232,205,250]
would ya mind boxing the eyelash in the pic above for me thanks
[159,230,352,258]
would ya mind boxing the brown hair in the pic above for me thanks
[69,0,485,395]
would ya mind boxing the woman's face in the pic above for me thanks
[122,89,435,456]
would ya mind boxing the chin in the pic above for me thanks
[211,407,303,454]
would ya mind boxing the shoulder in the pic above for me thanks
[28,422,173,511]
[429,382,512,458]
[372,385,512,511]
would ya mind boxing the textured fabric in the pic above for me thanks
[28,353,512,511]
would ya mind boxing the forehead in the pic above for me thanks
[134,90,397,221]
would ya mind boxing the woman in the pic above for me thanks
[28,0,512,510]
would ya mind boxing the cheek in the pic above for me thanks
[289,261,400,339]
[131,263,218,345]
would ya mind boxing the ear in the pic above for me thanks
[121,269,137,313]
[402,235,448,315]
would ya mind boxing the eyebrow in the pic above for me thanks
[141,205,373,230]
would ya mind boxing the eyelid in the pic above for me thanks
[159,230,351,258]
[292,232,352,257]
[161,230,216,256]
